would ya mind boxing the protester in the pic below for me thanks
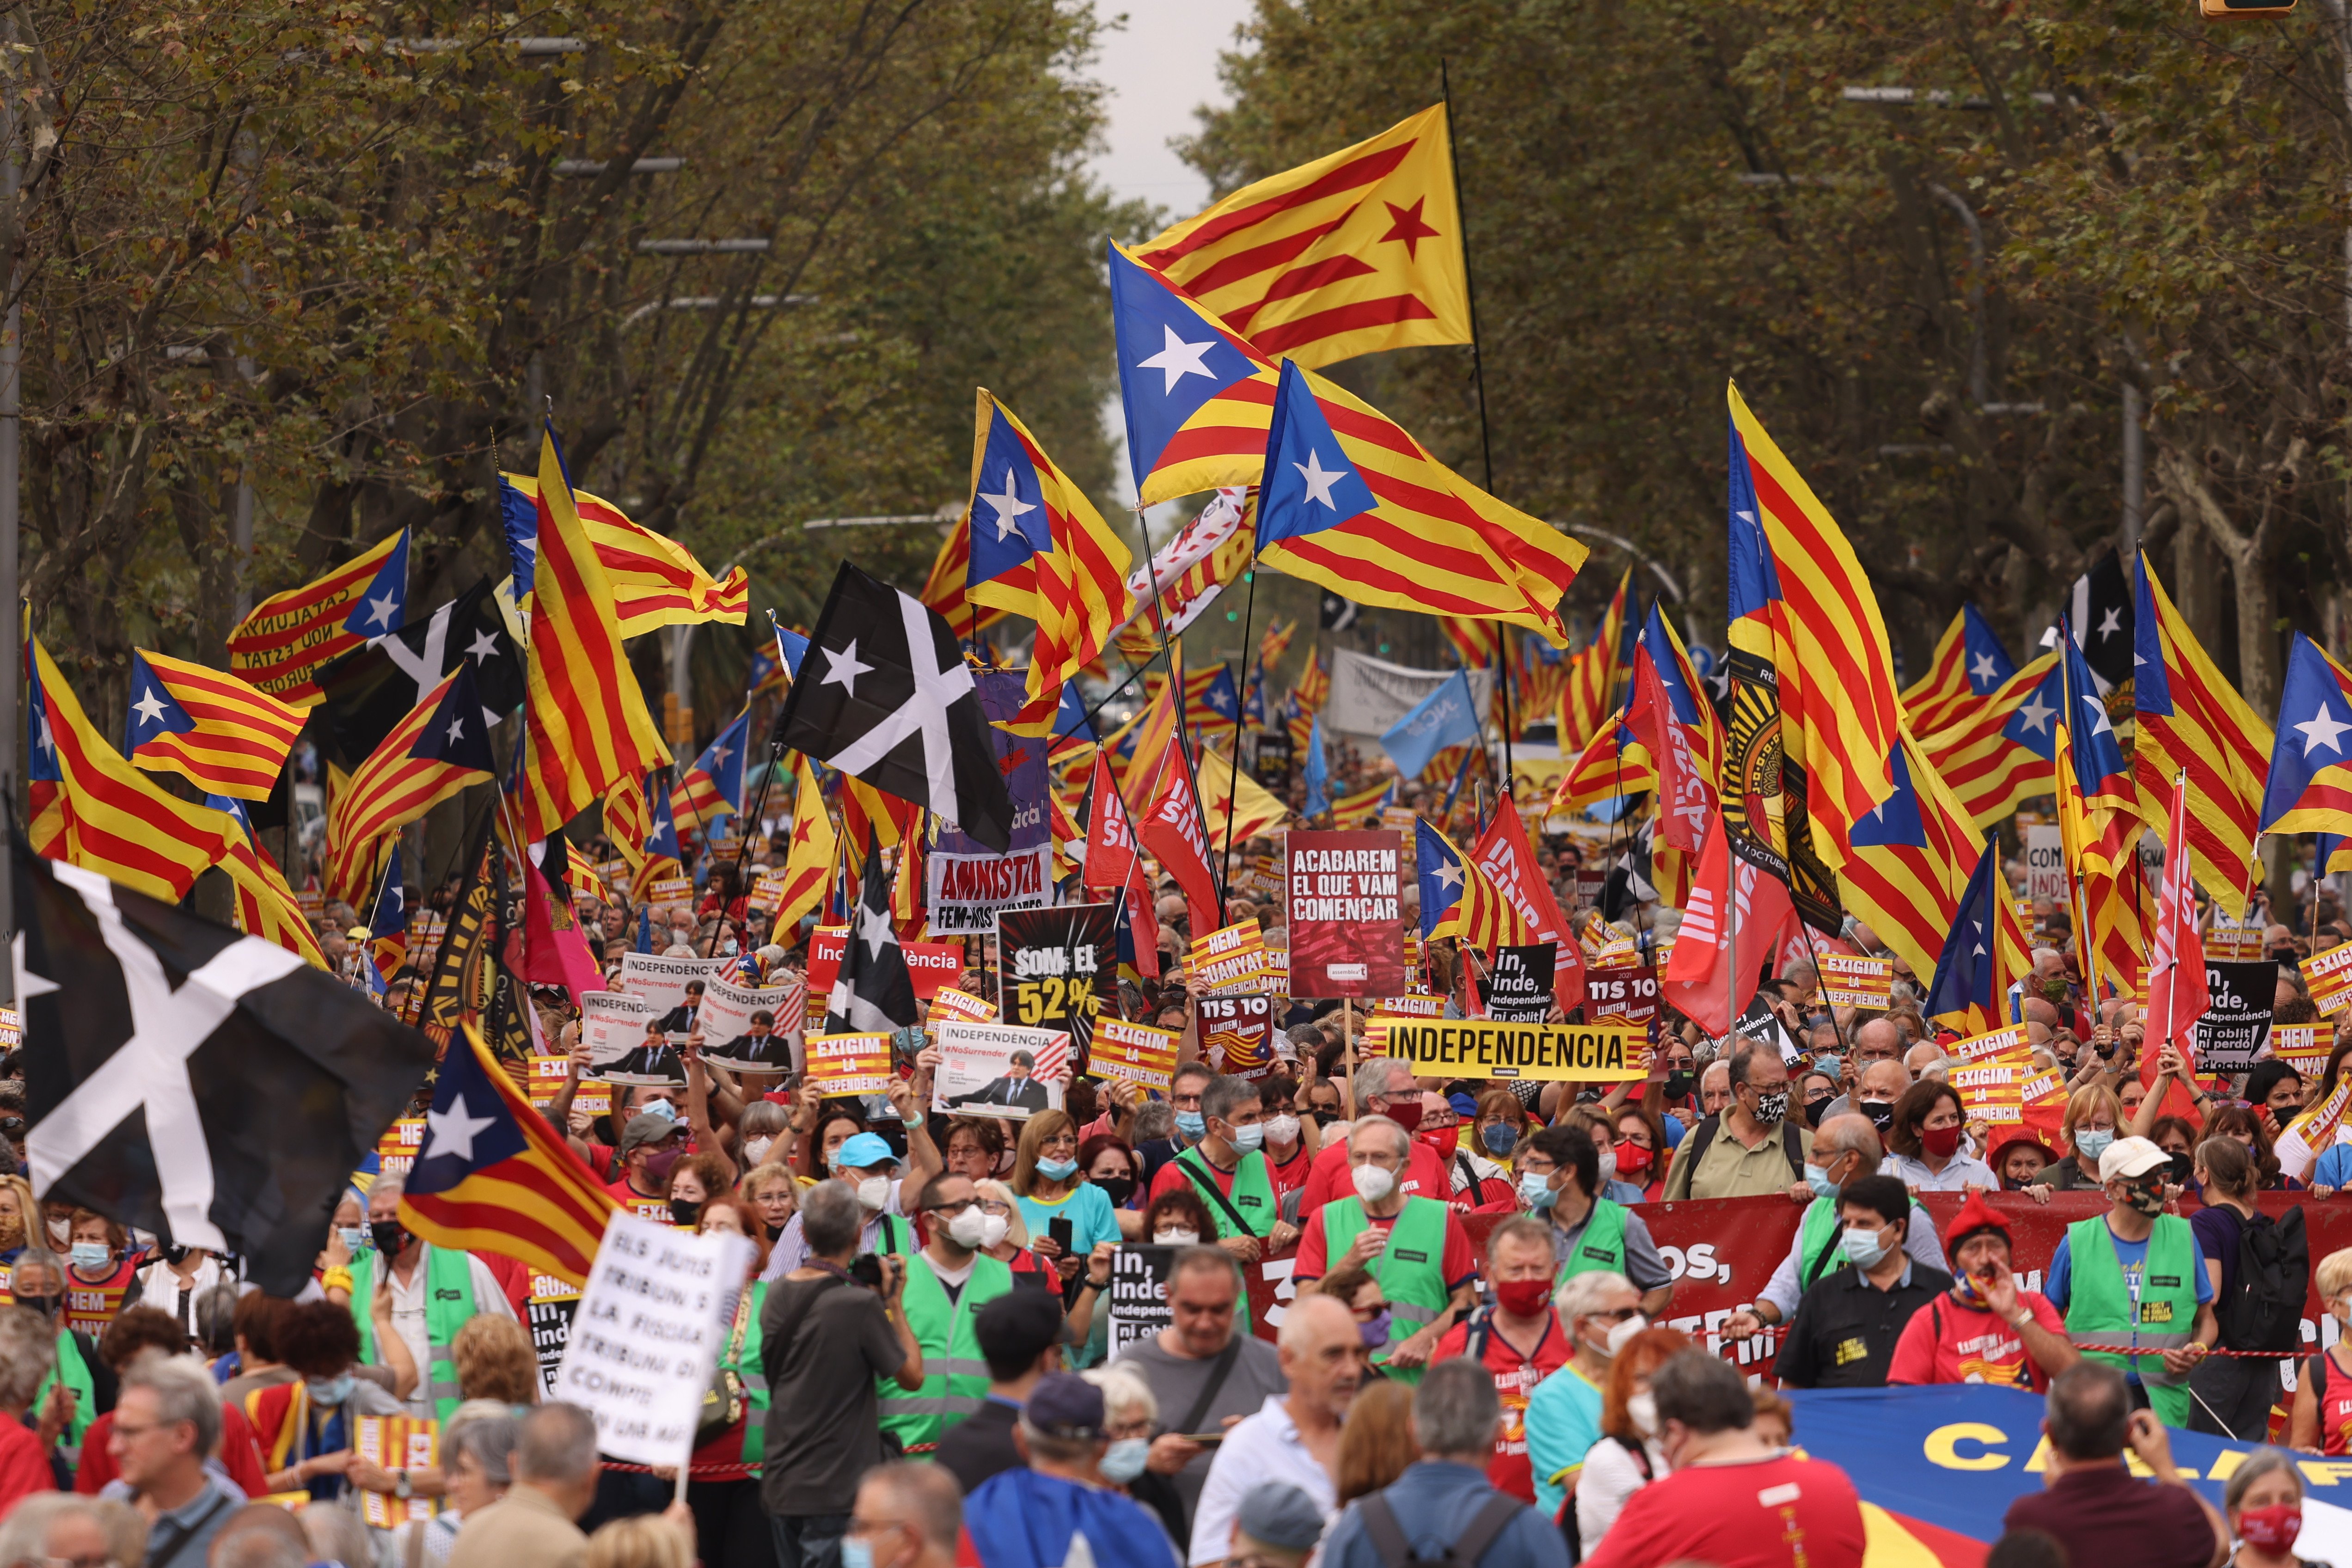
[1215,1482,1325,1568]
[72,1308,268,1500]
[1317,1359,1566,1568]
[1430,1217,1572,1503]
[962,1374,1182,1568]
[1295,1063,1452,1218]
[386,1404,521,1568]
[99,1351,245,1568]
[1332,1380,1416,1506]
[2043,1136,2217,1426]
[1571,1326,1688,1548]
[0,1307,57,1514]
[1886,1192,2076,1392]
[1879,1082,1997,1192]
[448,1404,604,1568]
[1084,1365,1189,1545]
[1513,1125,1672,1317]
[2221,1449,2311,1568]
[1999,1362,2228,1568]
[1150,1076,1292,1267]
[883,1174,1017,1453]
[2187,1136,2291,1439]
[359,1175,520,1419]
[1189,1295,1364,1568]
[1109,1247,1286,1521]
[1011,1110,1124,1284]
[970,1179,1060,1289]
[840,1462,963,1568]
[0,1496,113,1568]
[2046,1085,2123,1190]
[1292,1116,1477,1381]
[937,1290,1065,1494]
[1579,1350,1867,1568]
[1660,1045,1810,1200]
[1522,1270,1642,1524]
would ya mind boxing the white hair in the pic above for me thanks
[1083,1365,1158,1426]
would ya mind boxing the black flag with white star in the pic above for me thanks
[1319,590,1360,632]
[823,828,919,1036]
[16,852,436,1293]
[313,578,523,770]
[777,561,1014,852]
[2042,549,2133,696]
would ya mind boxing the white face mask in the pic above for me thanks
[980,1213,1011,1249]
[743,1136,774,1167]
[1153,1229,1200,1246]
[1627,1391,1659,1439]
[1265,1115,1301,1146]
[1595,1149,1618,1185]
[947,1207,991,1249]
[1604,1313,1649,1357]
[1352,1163,1397,1203]
[855,1176,891,1212]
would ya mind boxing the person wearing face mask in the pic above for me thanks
[1879,1081,1998,1192]
[1427,1218,1573,1504]
[0,1172,36,1268]
[1514,1126,1673,1314]
[1886,1192,2077,1393]
[1661,1045,1813,1202]
[1084,1367,1191,1547]
[1260,1098,1317,1204]
[1570,1326,1689,1548]
[764,1131,915,1280]
[355,1174,519,1420]
[59,1210,141,1337]
[2041,1133,2217,1427]
[2221,1451,2315,1568]
[1772,1175,1951,1390]
[964,1374,1186,1568]
[839,1461,964,1568]
[1722,1115,1947,1344]
[2046,1084,2125,1191]
[1113,1243,1288,1522]
[1148,1078,1298,1288]
[1295,1061,1453,1223]
[9,1250,107,1457]
[251,1299,407,1499]
[1293,1116,1476,1384]
[129,1238,232,1341]
[1450,1091,1526,1211]
[606,1110,695,1221]
[935,1289,1069,1493]
[879,1173,1017,1457]
[1013,1110,1125,1286]
[1817,1019,1906,1120]
[1522,1270,1643,1525]
[1579,1350,1868,1568]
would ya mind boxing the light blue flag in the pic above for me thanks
[1381,667,1481,780]
[1303,713,1330,818]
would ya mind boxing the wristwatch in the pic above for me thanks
[394,1470,413,1500]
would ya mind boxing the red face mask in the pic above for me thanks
[2237,1505,2301,1553]
[1923,1124,1965,1159]
[1385,1100,1426,1133]
[1495,1277,1553,1318]
[1614,1140,1654,1175]
[1418,1125,1460,1160]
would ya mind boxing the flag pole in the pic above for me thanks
[1441,58,1508,793]
[1222,551,1262,892]
[2165,770,2185,1060]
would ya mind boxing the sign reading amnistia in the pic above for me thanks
[1381,1020,1646,1082]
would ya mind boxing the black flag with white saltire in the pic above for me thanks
[2040,549,2133,695]
[776,562,1014,853]
[1319,591,1360,632]
[16,852,436,1293]
[823,828,919,1036]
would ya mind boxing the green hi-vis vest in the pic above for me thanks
[878,1251,1014,1453]
[32,1329,96,1453]
[1554,1199,1630,1283]
[1797,1195,1847,1289]
[869,1213,910,1258]
[1174,1146,1276,1238]
[727,1281,771,1467]
[2064,1214,2200,1427]
[1322,1196,1451,1386]
[350,1247,477,1420]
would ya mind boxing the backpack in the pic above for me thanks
[1360,1490,1526,1568]
[1665,1113,1805,1199]
[2214,1205,2309,1354]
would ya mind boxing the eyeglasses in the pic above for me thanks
[1587,1306,1641,1323]
[925,1197,978,1216]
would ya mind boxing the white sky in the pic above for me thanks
[1087,2,1256,530]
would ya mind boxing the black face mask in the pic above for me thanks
[1662,1072,1694,1101]
[21,1293,59,1320]
[764,1220,788,1242]
[670,1199,703,1227]
[1861,1100,1897,1133]
[163,1243,194,1267]
[1804,1093,1836,1121]
[369,1220,410,1256]
[1094,1176,1137,1209]
[2168,1152,2195,1184]
[1311,1108,1343,1127]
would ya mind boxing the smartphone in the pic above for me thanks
[1049,1216,1075,1251]
[1180,1433,1226,1448]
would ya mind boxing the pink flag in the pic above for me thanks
[521,852,606,1004]
[2140,772,2209,1128]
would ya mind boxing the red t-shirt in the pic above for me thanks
[0,1416,51,1516]
[1293,1198,1478,1289]
[77,1404,270,1497]
[1430,1310,1571,1501]
[1886,1289,2067,1392]
[1295,1137,1452,1220]
[1582,1453,1867,1568]
[1267,1143,1314,1198]
[605,1178,674,1223]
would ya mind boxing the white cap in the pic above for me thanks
[2098,1134,2172,1182]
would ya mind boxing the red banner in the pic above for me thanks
[1285,829,1407,998]
[806,929,962,998]
[1239,1191,2352,1394]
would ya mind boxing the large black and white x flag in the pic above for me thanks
[823,829,919,1036]
[16,853,436,1293]
[2039,548,2133,695]
[313,577,524,771]
[778,561,1015,852]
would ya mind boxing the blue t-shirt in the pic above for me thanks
[1015,1180,1122,1258]
[1525,1359,1604,1519]
[2044,1222,2215,1314]
[2314,1142,2352,1191]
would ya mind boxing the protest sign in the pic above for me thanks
[997,904,1115,1052]
[2024,825,2064,903]
[2272,1022,2337,1078]
[619,952,727,1035]
[2195,960,2277,1075]
[527,1056,609,1118]
[2206,908,2267,962]
[804,1032,897,1096]
[808,929,962,999]
[581,992,655,1076]
[1730,996,1802,1064]
[376,1116,425,1175]
[1817,953,1894,1009]
[1380,1020,1645,1082]
[1952,1023,2033,1066]
[527,1274,582,1399]
[646,875,694,913]
[1262,948,1290,998]
[552,1210,753,1467]
[1189,919,1271,996]
[1284,829,1406,997]
[927,671,1054,935]
[1363,994,1446,1055]
[1106,1244,1176,1355]
[1091,1017,1180,1091]
[353,1417,439,1527]
[0,1006,23,1049]
[932,1020,1068,1118]
[2280,1077,2352,1182]
[1199,994,1277,1078]
[1586,962,1660,1042]
[1951,1064,2024,1125]
[699,974,801,1072]
[2308,942,2352,1017]
[747,870,789,914]
[1253,733,1293,796]
[928,987,997,1028]
[1480,943,1556,1023]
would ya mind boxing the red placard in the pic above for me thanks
[1285,829,1406,998]
[806,928,962,998]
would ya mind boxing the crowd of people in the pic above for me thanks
[1,759,2348,1568]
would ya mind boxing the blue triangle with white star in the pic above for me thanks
[341,528,410,639]
[968,407,1055,588]
[122,651,198,756]
[1256,358,1378,550]
[406,664,495,771]
[1108,243,1263,496]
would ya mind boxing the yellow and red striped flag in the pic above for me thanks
[1442,617,1505,673]
[1329,776,1394,829]
[2055,708,2147,999]
[1418,820,1529,952]
[919,515,1012,641]
[1837,731,1997,987]
[1560,569,1634,753]
[501,472,747,637]
[1294,645,1330,714]
[226,527,409,701]
[1257,619,1296,673]
[27,632,230,901]
[2132,554,2271,917]
[325,666,496,906]
[1915,654,2061,829]
[1727,383,1903,865]
[1550,713,1655,815]
[520,426,671,840]
[1136,105,1471,369]
[122,650,307,801]
[1900,605,2015,737]
[209,798,328,968]
[1197,746,1291,848]
[771,753,839,942]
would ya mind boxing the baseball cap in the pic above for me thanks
[1023,1372,1105,1439]
[1236,1483,1327,1554]
[2098,1134,2171,1182]
[833,1132,899,1172]
[619,1112,687,1156]
[975,1290,1067,1368]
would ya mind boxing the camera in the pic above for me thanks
[849,1253,884,1288]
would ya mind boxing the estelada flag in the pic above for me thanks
[2132,553,2270,918]
[499,471,746,637]
[227,527,409,702]
[1136,104,1471,369]
[123,650,308,801]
